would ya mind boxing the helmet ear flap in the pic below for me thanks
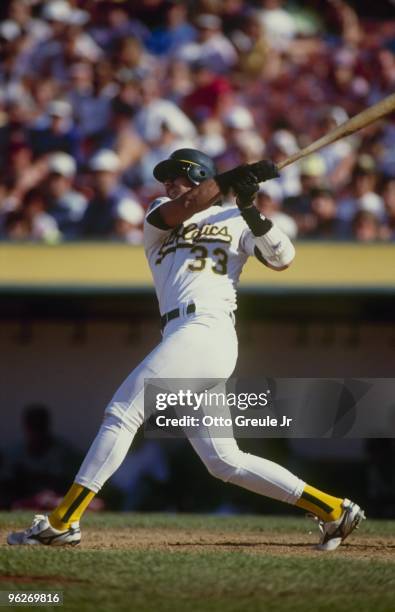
[188,165,208,184]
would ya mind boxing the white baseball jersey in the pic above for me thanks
[144,197,256,315]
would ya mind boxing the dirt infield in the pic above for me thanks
[2,526,392,560]
[83,527,395,559]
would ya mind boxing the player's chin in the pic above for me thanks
[168,187,182,199]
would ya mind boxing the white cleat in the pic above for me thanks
[7,514,81,546]
[312,498,366,551]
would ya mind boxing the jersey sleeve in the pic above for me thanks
[143,196,172,251]
[239,226,255,257]
[239,222,296,268]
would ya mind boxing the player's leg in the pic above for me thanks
[187,392,365,550]
[46,312,238,533]
[186,390,305,506]
[45,363,149,532]
[7,358,149,544]
[188,432,344,516]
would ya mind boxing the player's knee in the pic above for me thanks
[104,403,142,434]
[204,449,245,483]
[101,412,123,433]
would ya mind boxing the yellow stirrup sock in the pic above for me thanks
[49,483,96,530]
[295,484,343,522]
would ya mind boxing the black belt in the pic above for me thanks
[161,302,196,330]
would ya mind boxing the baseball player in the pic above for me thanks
[8,149,365,550]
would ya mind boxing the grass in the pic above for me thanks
[0,513,394,612]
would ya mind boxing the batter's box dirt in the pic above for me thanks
[80,527,395,560]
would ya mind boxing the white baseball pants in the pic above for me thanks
[75,308,305,504]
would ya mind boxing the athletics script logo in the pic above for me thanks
[156,222,233,264]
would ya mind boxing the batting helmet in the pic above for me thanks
[153,148,217,185]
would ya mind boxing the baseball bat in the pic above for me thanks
[277,92,395,171]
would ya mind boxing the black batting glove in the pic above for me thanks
[232,177,259,210]
[215,165,259,195]
[215,161,279,195]
[247,160,279,183]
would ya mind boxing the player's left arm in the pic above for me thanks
[235,174,295,271]
[240,222,296,271]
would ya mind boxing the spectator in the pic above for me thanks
[31,1,73,80]
[64,8,102,65]
[0,19,34,84]
[2,210,30,240]
[32,2,101,80]
[266,129,301,198]
[216,107,262,170]
[315,106,357,188]
[81,149,131,238]
[90,3,148,52]
[182,60,232,120]
[0,96,32,168]
[220,0,247,36]
[284,155,328,235]
[351,210,382,242]
[67,62,114,139]
[114,35,155,79]
[113,197,145,244]
[231,9,269,77]
[29,99,81,159]
[178,13,238,74]
[4,142,34,199]
[21,187,60,242]
[29,79,60,129]
[256,0,298,51]
[164,59,193,104]
[306,187,340,240]
[94,96,146,178]
[134,77,196,143]
[147,1,196,56]
[382,176,395,239]
[1,142,48,213]
[5,404,82,509]
[375,115,395,177]
[196,116,226,159]
[338,155,385,229]
[133,0,170,30]
[7,0,49,44]
[45,152,88,239]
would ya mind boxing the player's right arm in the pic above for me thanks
[147,161,279,230]
[147,179,221,229]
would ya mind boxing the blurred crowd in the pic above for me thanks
[0,0,394,243]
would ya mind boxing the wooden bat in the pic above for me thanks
[277,92,395,171]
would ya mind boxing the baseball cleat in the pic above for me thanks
[311,498,366,551]
[7,514,81,546]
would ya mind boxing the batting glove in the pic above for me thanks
[232,177,260,209]
[215,165,260,195]
[247,160,279,183]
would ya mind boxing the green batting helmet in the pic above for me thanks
[153,148,217,185]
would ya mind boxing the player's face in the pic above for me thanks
[163,175,193,199]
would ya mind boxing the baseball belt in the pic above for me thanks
[160,302,196,330]
[160,302,235,330]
